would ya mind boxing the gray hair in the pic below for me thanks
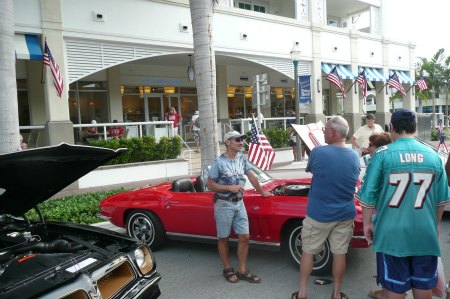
[328,115,349,137]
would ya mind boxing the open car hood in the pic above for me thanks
[0,143,126,215]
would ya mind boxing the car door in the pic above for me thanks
[161,189,217,237]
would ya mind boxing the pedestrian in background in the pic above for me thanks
[190,110,200,153]
[437,122,448,153]
[108,119,124,139]
[288,125,299,161]
[292,115,360,299]
[207,131,272,284]
[351,113,384,156]
[165,107,181,136]
[358,109,449,299]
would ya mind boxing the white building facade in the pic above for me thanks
[14,0,416,146]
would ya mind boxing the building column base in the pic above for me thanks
[304,113,326,125]
[45,121,75,146]
[343,113,362,138]
[375,112,391,131]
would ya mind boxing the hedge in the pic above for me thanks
[25,189,125,225]
[90,135,182,165]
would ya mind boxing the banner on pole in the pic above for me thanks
[299,75,311,114]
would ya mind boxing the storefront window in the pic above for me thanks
[68,91,79,124]
[181,94,198,131]
[270,87,295,117]
[227,85,253,118]
[17,79,30,126]
[69,81,108,124]
[122,94,144,122]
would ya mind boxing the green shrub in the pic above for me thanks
[90,136,182,165]
[25,189,125,224]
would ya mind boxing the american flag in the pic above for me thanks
[356,69,367,99]
[247,117,275,170]
[415,76,428,91]
[326,66,346,99]
[387,72,406,96]
[44,41,64,97]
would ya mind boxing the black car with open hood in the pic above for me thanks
[0,143,161,299]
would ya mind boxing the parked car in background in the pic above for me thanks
[0,144,161,299]
[100,164,368,275]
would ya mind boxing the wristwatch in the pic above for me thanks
[446,283,450,293]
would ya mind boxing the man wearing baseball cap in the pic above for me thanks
[358,108,450,298]
[207,131,272,284]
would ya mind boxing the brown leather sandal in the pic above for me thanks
[236,270,261,283]
[222,267,239,283]
[291,291,307,299]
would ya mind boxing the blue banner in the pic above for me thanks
[299,75,311,104]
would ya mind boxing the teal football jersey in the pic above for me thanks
[358,138,450,257]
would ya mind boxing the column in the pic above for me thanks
[403,43,416,111]
[305,25,326,124]
[216,65,228,139]
[107,66,123,121]
[375,38,391,127]
[41,0,74,145]
[343,30,361,137]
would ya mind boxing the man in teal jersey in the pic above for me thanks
[358,109,450,299]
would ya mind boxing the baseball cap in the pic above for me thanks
[223,131,246,142]
[391,109,416,122]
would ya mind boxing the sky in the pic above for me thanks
[383,0,450,60]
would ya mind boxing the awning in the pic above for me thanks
[389,70,413,84]
[358,67,385,82]
[15,34,43,60]
[321,63,356,79]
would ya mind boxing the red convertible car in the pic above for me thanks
[100,165,367,275]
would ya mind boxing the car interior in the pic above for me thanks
[171,178,196,192]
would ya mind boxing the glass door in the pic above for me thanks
[162,95,180,116]
[146,95,163,121]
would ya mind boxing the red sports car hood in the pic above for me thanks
[0,143,125,216]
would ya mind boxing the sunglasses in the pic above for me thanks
[232,138,245,142]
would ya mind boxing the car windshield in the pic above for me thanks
[203,163,273,190]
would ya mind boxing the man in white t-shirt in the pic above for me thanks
[350,113,384,156]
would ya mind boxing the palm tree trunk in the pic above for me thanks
[189,0,220,169]
[0,0,20,153]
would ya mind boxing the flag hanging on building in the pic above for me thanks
[387,72,406,96]
[415,76,428,92]
[326,66,346,99]
[247,117,275,170]
[356,69,367,99]
[43,41,64,97]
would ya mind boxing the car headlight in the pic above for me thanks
[134,246,154,275]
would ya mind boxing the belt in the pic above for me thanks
[219,196,242,203]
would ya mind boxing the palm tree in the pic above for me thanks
[441,55,450,127]
[418,49,446,127]
[0,0,20,153]
[189,0,220,169]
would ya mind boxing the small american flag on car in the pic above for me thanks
[247,116,275,170]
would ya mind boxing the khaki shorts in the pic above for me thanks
[301,216,354,255]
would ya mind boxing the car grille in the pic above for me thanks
[97,261,135,299]
[62,289,89,299]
